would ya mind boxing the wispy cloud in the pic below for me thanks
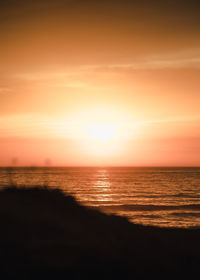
[85,48,200,71]
[0,88,12,95]
[0,112,199,139]
[136,115,200,125]
[11,48,200,84]
[48,82,89,89]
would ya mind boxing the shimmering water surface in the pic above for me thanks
[0,167,200,228]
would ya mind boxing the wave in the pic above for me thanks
[170,212,200,217]
[99,204,200,211]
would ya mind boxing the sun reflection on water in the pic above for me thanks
[94,169,113,203]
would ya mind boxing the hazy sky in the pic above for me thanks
[0,0,200,166]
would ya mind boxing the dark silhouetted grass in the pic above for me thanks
[0,185,200,279]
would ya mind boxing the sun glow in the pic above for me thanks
[63,108,138,158]
[81,122,125,157]
[87,124,117,142]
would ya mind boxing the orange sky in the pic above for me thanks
[0,0,200,166]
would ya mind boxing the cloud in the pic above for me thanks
[1,112,199,140]
[11,48,200,84]
[86,48,200,71]
[0,113,90,139]
[0,88,12,95]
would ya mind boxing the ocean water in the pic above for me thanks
[0,167,200,228]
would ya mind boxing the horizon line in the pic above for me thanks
[0,165,200,168]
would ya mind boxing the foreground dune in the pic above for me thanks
[0,186,200,279]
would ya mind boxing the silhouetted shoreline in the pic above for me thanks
[0,186,200,279]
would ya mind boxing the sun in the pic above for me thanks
[87,124,117,142]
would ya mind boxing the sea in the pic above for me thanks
[0,167,200,228]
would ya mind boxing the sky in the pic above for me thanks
[0,0,200,166]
